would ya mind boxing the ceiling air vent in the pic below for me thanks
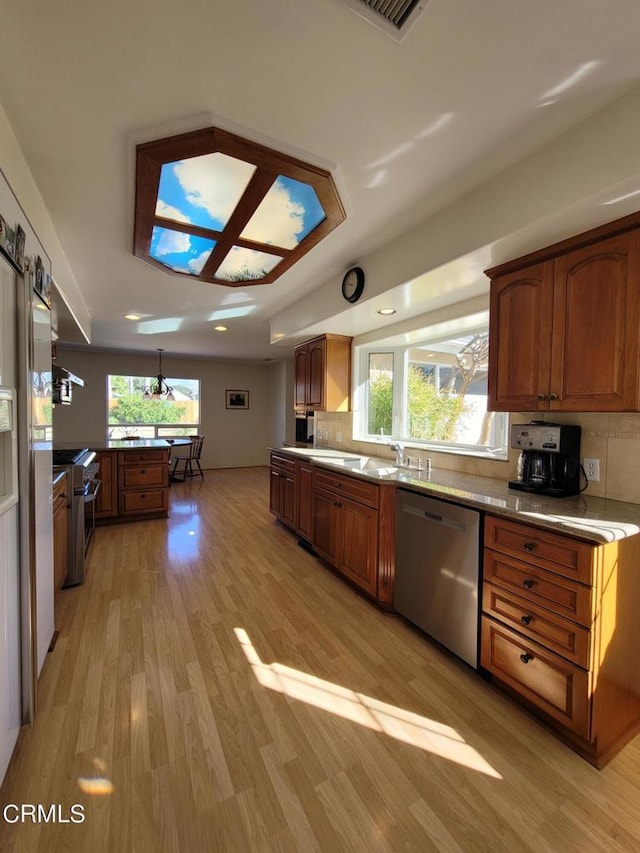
[344,0,429,42]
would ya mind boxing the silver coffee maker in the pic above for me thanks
[509,422,582,497]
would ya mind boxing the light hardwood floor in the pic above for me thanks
[2,467,640,852]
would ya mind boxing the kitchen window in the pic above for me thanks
[356,328,508,459]
[107,375,200,439]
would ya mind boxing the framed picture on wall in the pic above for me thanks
[226,389,249,409]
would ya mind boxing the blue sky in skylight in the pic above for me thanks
[241,176,326,249]
[150,226,215,275]
[156,153,256,231]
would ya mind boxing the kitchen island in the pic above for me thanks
[90,439,188,523]
[270,445,640,768]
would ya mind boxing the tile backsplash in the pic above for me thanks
[314,411,640,505]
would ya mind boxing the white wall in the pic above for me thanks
[0,102,90,341]
[53,347,289,467]
[271,85,640,340]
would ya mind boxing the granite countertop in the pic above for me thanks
[271,446,640,544]
[54,439,188,452]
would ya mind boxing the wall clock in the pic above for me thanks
[341,266,365,303]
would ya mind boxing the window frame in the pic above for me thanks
[355,332,508,460]
[106,373,201,439]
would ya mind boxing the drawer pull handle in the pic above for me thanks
[520,653,533,664]
[334,501,342,508]
[523,541,535,552]
[536,393,546,401]
[521,615,532,625]
[523,579,535,589]
[549,393,559,401]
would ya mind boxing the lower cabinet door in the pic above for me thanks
[481,616,590,738]
[312,488,341,568]
[269,469,281,517]
[297,463,313,541]
[340,497,378,597]
[281,474,296,530]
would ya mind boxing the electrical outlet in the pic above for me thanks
[584,457,600,482]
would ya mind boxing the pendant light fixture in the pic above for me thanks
[143,348,175,400]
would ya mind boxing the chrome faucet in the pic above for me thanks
[389,442,405,466]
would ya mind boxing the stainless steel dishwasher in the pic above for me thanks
[395,488,480,668]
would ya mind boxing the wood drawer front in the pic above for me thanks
[270,453,297,476]
[118,449,168,465]
[485,516,593,584]
[313,469,379,508]
[482,583,590,668]
[119,464,167,489]
[119,488,168,516]
[481,616,590,738]
[484,550,592,626]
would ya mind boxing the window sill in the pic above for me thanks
[356,437,509,463]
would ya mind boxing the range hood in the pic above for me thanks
[52,363,85,406]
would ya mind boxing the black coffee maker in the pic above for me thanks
[508,422,582,497]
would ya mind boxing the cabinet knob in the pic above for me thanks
[521,615,532,625]
[334,501,342,508]
[537,393,546,401]
[523,541,535,552]
[334,481,341,488]
[523,578,535,589]
[141,469,146,474]
[549,393,559,401]
[520,653,533,664]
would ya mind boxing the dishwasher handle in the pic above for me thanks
[400,503,468,533]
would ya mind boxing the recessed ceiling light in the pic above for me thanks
[124,313,141,320]
[378,308,396,316]
[273,332,286,339]
[214,325,228,332]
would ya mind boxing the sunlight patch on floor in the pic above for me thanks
[234,627,501,778]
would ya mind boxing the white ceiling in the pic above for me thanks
[2,0,640,361]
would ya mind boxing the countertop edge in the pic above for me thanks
[269,446,640,544]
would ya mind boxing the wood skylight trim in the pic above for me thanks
[134,127,346,286]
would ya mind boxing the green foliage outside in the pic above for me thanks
[368,365,468,441]
[109,394,187,425]
[368,371,393,436]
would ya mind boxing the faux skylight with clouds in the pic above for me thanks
[134,127,346,286]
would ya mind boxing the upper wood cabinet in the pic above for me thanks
[487,218,640,412]
[294,334,352,412]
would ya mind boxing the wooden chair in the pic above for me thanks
[170,436,205,481]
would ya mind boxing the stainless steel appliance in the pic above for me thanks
[509,422,582,497]
[52,448,99,586]
[395,489,480,669]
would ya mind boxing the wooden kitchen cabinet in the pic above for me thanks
[487,219,640,412]
[117,449,169,519]
[296,461,313,541]
[294,334,352,413]
[94,450,117,519]
[481,514,640,767]
[269,452,297,531]
[52,472,69,592]
[311,468,392,603]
